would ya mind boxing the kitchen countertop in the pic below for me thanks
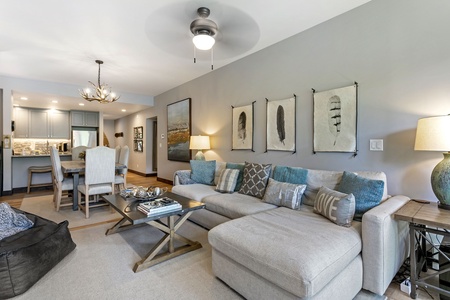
[12,153,72,158]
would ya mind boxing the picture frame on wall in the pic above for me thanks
[313,83,358,154]
[266,96,296,153]
[134,140,143,152]
[232,102,255,151]
[167,98,191,162]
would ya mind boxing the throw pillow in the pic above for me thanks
[262,178,306,209]
[337,171,384,220]
[190,160,216,186]
[272,166,308,184]
[176,171,196,185]
[0,203,34,241]
[314,186,356,227]
[215,169,240,193]
[226,162,245,191]
[238,162,272,199]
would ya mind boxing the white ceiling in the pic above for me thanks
[0,0,371,120]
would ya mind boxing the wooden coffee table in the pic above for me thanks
[102,192,205,272]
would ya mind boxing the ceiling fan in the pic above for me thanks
[190,7,218,69]
[144,3,260,69]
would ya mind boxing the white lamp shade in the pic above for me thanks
[189,135,210,150]
[415,115,450,151]
[193,34,215,50]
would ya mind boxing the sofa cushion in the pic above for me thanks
[226,162,245,191]
[272,166,308,184]
[215,169,240,193]
[262,178,306,209]
[337,171,384,220]
[208,207,362,298]
[239,162,272,199]
[171,184,218,202]
[190,160,216,185]
[303,169,343,206]
[314,186,355,227]
[202,193,277,219]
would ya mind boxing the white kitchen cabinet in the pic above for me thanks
[29,109,49,138]
[71,111,99,127]
[14,107,30,138]
[13,108,70,139]
[49,110,70,138]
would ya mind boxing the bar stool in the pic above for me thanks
[27,165,53,193]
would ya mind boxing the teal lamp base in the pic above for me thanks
[194,150,205,160]
[431,152,450,210]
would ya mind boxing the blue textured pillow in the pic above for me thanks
[337,171,384,220]
[190,160,216,185]
[272,166,308,184]
[226,162,245,191]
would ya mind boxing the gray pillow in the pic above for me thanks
[190,160,216,185]
[238,162,272,199]
[215,169,240,193]
[262,178,306,209]
[314,186,355,227]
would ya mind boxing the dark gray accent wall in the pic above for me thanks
[155,0,450,201]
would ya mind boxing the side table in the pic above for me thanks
[394,199,450,299]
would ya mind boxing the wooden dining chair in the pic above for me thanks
[50,147,83,211]
[71,146,88,161]
[77,146,115,218]
[115,145,129,191]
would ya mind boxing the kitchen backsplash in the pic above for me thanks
[13,139,71,155]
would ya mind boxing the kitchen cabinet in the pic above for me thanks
[71,111,99,127]
[13,108,70,139]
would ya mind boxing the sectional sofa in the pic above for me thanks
[172,161,410,299]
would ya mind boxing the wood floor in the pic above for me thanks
[0,172,173,209]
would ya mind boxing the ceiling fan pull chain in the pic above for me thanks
[211,48,214,70]
[194,46,196,63]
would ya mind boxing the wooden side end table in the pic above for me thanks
[394,200,450,299]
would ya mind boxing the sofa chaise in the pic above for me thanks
[172,161,410,299]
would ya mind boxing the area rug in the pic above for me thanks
[20,195,121,229]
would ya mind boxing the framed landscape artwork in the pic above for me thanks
[167,98,191,161]
[232,102,254,151]
[313,84,357,153]
[266,96,296,152]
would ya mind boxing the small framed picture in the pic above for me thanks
[134,140,143,152]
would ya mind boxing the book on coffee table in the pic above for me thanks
[137,197,182,216]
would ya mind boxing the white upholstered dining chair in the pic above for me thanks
[115,145,129,191]
[71,146,88,161]
[115,145,121,163]
[77,146,115,218]
[50,147,83,211]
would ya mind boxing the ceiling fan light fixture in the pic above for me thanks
[193,34,215,50]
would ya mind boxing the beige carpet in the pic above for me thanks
[20,195,121,228]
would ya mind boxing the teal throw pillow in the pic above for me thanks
[190,160,216,185]
[272,166,308,184]
[337,171,384,220]
[226,162,245,191]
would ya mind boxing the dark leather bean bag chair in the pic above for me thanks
[0,208,76,299]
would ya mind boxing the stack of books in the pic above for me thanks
[137,197,182,216]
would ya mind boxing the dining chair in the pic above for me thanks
[71,146,88,161]
[50,147,83,211]
[78,146,115,218]
[115,145,121,163]
[115,145,129,191]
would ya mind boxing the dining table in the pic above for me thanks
[60,160,126,210]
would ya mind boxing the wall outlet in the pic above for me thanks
[370,139,383,151]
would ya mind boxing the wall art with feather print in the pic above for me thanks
[313,84,357,154]
[266,96,296,152]
[232,103,254,151]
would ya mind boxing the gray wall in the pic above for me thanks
[154,0,450,201]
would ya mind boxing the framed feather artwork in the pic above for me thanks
[266,96,296,152]
[232,102,255,151]
[167,98,191,162]
[313,83,358,154]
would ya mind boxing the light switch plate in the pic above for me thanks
[370,139,383,151]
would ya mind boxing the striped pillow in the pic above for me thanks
[215,169,240,193]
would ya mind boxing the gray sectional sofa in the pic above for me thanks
[172,161,410,299]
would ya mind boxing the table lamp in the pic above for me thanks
[189,135,210,160]
[414,115,450,209]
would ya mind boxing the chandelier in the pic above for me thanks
[80,60,120,103]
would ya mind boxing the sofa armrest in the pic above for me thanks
[173,170,192,186]
[361,195,410,295]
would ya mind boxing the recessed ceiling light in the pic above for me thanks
[121,109,126,112]
[79,103,85,106]
[52,100,58,103]
[20,97,28,100]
